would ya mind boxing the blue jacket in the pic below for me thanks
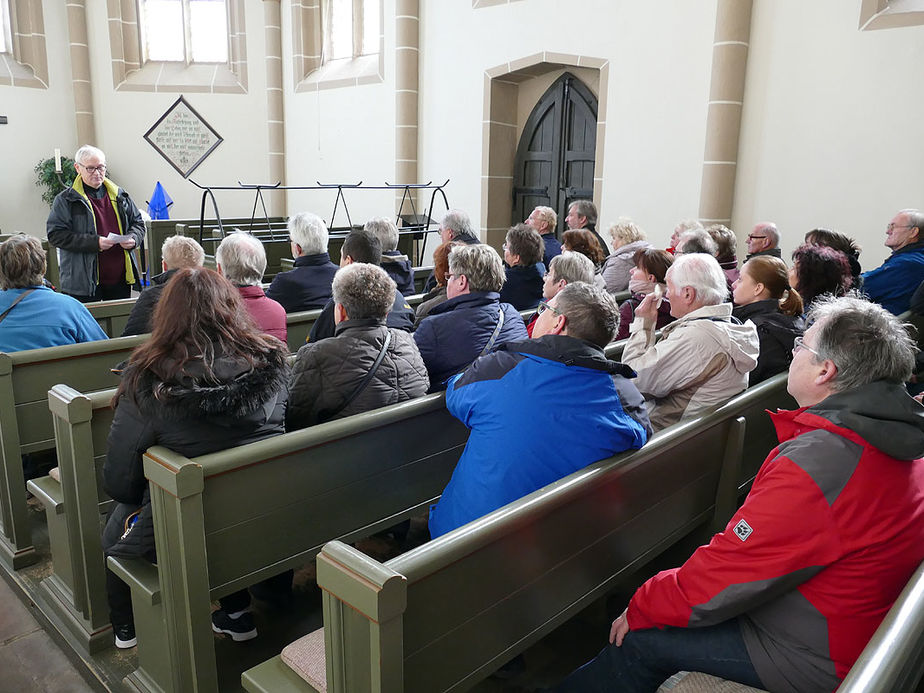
[428,335,651,538]
[0,286,107,352]
[381,250,415,295]
[500,264,544,310]
[414,291,528,390]
[861,241,924,315]
[541,233,562,268]
[265,252,339,312]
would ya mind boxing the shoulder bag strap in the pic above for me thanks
[325,331,392,420]
[0,289,37,324]
[479,305,505,357]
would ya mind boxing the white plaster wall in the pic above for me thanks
[734,0,924,269]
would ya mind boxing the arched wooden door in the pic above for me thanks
[512,73,598,234]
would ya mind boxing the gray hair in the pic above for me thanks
[215,231,267,286]
[569,200,597,226]
[553,282,620,348]
[899,209,924,234]
[448,244,505,293]
[549,250,595,285]
[288,212,329,255]
[675,219,704,235]
[755,222,780,247]
[161,235,205,270]
[608,218,646,246]
[808,294,916,391]
[706,224,737,260]
[332,262,396,320]
[364,217,399,251]
[677,228,718,256]
[530,206,557,231]
[667,253,728,306]
[440,209,478,242]
[0,234,46,289]
[74,144,105,165]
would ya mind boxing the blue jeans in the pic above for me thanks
[553,619,765,692]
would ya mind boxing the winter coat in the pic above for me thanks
[861,240,924,315]
[286,318,428,430]
[500,264,543,310]
[265,252,339,313]
[414,285,448,326]
[615,290,674,341]
[600,240,652,293]
[414,291,529,390]
[122,269,175,336]
[237,285,287,343]
[540,233,562,269]
[627,380,924,693]
[622,302,759,430]
[428,335,651,538]
[0,286,107,352]
[732,299,804,385]
[381,250,415,296]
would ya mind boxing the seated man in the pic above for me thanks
[308,229,415,342]
[500,223,545,310]
[364,217,414,295]
[423,209,480,292]
[526,250,595,336]
[265,211,339,312]
[287,263,428,430]
[414,243,528,390]
[565,199,609,254]
[861,208,924,314]
[622,253,758,430]
[744,221,782,261]
[122,235,204,336]
[0,234,107,351]
[526,205,562,268]
[215,232,287,343]
[556,295,924,693]
[429,282,651,538]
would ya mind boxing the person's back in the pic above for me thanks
[265,211,339,312]
[500,223,545,310]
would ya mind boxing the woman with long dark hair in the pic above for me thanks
[615,248,675,340]
[790,243,853,313]
[102,268,289,649]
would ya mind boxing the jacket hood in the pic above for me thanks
[664,302,759,374]
[500,334,638,378]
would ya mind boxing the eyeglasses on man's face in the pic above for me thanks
[79,163,107,174]
[792,336,820,357]
[536,300,563,317]
[887,223,914,232]
[746,234,766,241]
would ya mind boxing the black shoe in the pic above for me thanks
[114,623,136,649]
[211,610,257,642]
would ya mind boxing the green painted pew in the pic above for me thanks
[86,298,138,338]
[0,336,145,570]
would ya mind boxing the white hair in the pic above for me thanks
[74,144,105,165]
[287,212,329,256]
[667,253,728,306]
[216,231,267,286]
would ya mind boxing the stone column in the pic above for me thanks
[698,0,753,226]
[264,0,287,215]
[395,0,420,218]
[66,0,96,144]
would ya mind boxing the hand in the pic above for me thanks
[914,392,923,405]
[98,236,117,250]
[609,609,630,646]
[634,292,659,323]
[119,237,137,250]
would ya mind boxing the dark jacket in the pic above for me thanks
[500,264,543,310]
[615,291,674,340]
[46,177,146,296]
[541,233,562,269]
[121,269,176,336]
[413,291,529,390]
[861,240,924,315]
[265,252,339,313]
[286,318,428,430]
[308,291,415,343]
[745,247,783,262]
[381,250,415,295]
[414,285,448,326]
[733,299,804,385]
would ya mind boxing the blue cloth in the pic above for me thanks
[0,286,107,352]
[428,335,650,538]
[381,250,415,295]
[265,252,339,313]
[499,264,543,310]
[147,182,172,220]
[413,291,528,390]
[861,241,924,315]
[541,233,562,268]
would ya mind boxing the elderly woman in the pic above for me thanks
[0,234,106,352]
[707,224,740,284]
[415,240,458,325]
[600,219,652,293]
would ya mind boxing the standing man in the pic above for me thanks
[526,205,562,268]
[861,208,924,314]
[744,222,781,261]
[565,199,609,254]
[46,145,145,302]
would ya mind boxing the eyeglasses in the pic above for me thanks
[887,223,914,232]
[746,234,766,241]
[79,164,107,174]
[792,336,820,357]
[536,300,564,317]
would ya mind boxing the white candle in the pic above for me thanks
[54,148,61,173]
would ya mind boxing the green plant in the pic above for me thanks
[34,156,77,207]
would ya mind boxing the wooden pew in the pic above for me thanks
[86,298,138,338]
[240,374,794,693]
[0,336,145,570]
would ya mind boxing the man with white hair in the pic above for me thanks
[861,208,924,314]
[364,217,414,294]
[216,232,286,342]
[266,211,339,312]
[46,144,146,301]
[526,205,562,268]
[622,253,758,430]
[744,221,781,261]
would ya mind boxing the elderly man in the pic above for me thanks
[667,219,704,255]
[744,221,781,261]
[861,208,924,314]
[526,205,562,267]
[525,250,595,335]
[287,263,428,430]
[0,234,106,352]
[265,212,339,312]
[365,217,414,295]
[565,199,609,254]
[122,235,204,336]
[414,243,528,391]
[557,295,924,693]
[622,253,758,430]
[423,209,480,292]
[46,145,145,302]
[429,282,651,538]
[215,232,286,343]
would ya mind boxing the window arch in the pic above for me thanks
[0,0,48,88]
[138,0,229,64]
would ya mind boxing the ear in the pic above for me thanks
[333,302,348,324]
[682,286,696,304]
[162,259,168,273]
[815,359,838,387]
[549,313,567,336]
[457,273,469,293]
[216,262,224,277]
[646,273,657,284]
[754,281,766,296]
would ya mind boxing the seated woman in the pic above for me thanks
[790,243,853,316]
[500,223,544,310]
[0,234,107,352]
[600,219,651,293]
[102,268,289,649]
[707,223,740,285]
[415,240,457,326]
[805,227,863,290]
[615,248,674,340]
[732,256,804,384]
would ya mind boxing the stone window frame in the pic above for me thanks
[859,0,924,29]
[472,0,525,8]
[291,0,384,93]
[0,0,48,89]
[107,0,247,94]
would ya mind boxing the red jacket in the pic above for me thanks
[627,381,924,692]
[238,285,287,344]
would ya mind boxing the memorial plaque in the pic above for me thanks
[144,95,223,178]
